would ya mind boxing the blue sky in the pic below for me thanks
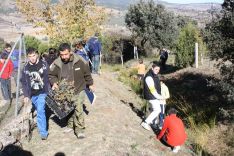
[162,0,223,4]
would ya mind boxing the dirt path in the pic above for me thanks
[21,72,193,156]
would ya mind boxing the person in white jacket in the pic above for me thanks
[141,63,165,131]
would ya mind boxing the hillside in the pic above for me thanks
[0,72,194,156]
[0,0,222,26]
[0,0,222,41]
[96,0,221,11]
[96,0,221,26]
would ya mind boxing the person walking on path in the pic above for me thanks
[20,47,50,140]
[157,108,187,153]
[87,32,102,74]
[74,40,91,64]
[0,53,14,106]
[49,43,94,139]
[1,43,12,56]
[1,43,19,85]
[1,43,23,97]
[141,63,164,131]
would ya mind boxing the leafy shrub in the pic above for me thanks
[175,23,205,67]
[38,43,49,54]
[24,36,41,50]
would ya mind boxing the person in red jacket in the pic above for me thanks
[157,108,187,153]
[0,53,13,105]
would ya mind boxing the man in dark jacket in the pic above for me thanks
[49,43,94,139]
[141,63,164,131]
[20,47,50,140]
[159,48,169,69]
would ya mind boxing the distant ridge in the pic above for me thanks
[95,0,221,11]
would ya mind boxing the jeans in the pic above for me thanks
[31,93,48,137]
[0,78,11,100]
[92,55,100,74]
[159,104,165,127]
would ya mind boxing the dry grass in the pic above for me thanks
[204,125,234,156]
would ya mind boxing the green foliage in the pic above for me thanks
[118,68,142,95]
[176,15,198,29]
[204,0,234,103]
[100,33,130,64]
[0,37,4,53]
[125,0,179,53]
[175,23,204,67]
[100,33,121,55]
[38,43,49,54]
[16,0,106,46]
[24,36,41,50]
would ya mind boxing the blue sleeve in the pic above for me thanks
[85,44,89,52]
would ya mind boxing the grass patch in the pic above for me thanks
[105,63,232,155]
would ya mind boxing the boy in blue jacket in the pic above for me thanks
[20,47,50,140]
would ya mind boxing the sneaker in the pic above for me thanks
[141,122,151,131]
[76,133,85,139]
[41,135,48,140]
[172,146,181,153]
[63,127,73,133]
[158,125,162,130]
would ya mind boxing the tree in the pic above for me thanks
[125,0,179,54]
[24,36,41,50]
[175,23,204,67]
[204,0,234,103]
[16,0,106,45]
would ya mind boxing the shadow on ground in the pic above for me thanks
[0,144,33,156]
[120,100,145,120]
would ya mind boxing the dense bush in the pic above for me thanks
[24,36,41,50]
[204,0,234,104]
[175,23,205,67]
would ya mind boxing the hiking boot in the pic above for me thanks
[141,122,151,131]
[63,127,73,133]
[172,146,181,153]
[76,133,85,139]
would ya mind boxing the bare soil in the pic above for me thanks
[18,72,193,156]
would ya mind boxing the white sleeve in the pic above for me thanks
[145,76,163,100]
